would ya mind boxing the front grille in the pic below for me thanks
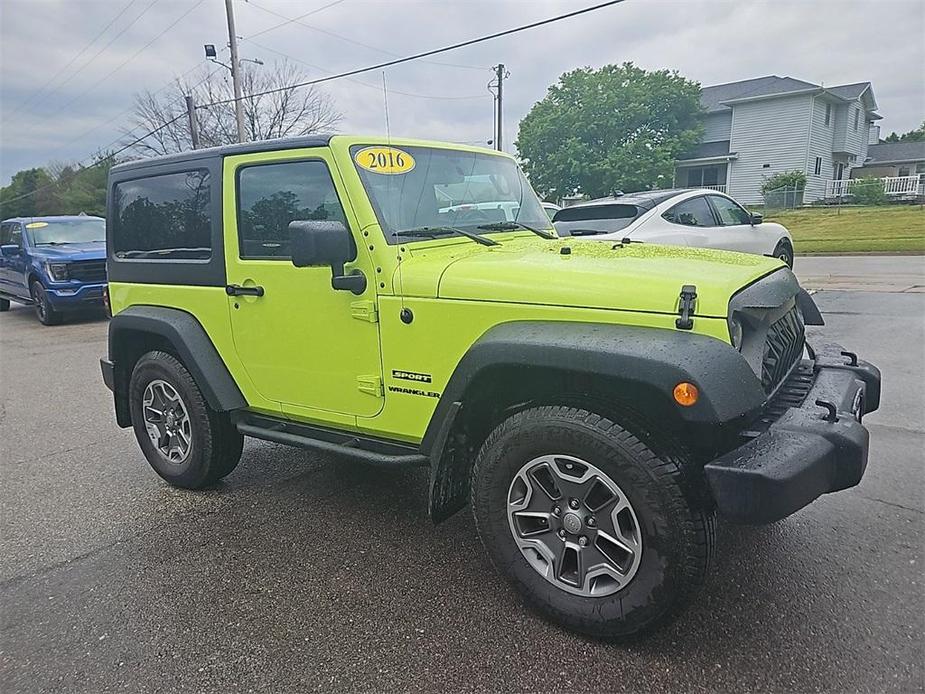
[68,260,107,283]
[761,306,805,394]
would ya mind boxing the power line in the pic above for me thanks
[3,0,162,126]
[3,0,141,120]
[246,39,491,101]
[246,0,349,40]
[0,114,187,207]
[202,0,627,108]
[29,0,207,128]
[244,0,489,71]
[4,0,626,205]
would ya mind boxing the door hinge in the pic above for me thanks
[351,300,378,323]
[357,374,383,397]
[675,284,697,330]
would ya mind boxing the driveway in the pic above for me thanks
[1,256,923,693]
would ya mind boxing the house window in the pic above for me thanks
[685,166,721,188]
[898,166,910,177]
[853,108,859,131]
[916,163,925,174]
[814,157,822,176]
[824,103,831,126]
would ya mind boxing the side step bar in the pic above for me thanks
[233,412,428,468]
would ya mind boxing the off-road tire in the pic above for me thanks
[773,240,794,268]
[0,298,9,312]
[471,405,714,640]
[30,281,62,325]
[129,350,243,488]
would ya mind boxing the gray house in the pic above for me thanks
[852,141,925,179]
[674,76,881,204]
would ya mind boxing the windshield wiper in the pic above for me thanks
[36,241,72,245]
[476,221,556,239]
[394,226,498,247]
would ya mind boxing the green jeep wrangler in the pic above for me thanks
[101,135,880,639]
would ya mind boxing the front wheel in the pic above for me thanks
[129,350,243,488]
[30,281,62,325]
[471,406,713,640]
[773,240,794,268]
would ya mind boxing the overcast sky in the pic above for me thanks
[1,0,923,185]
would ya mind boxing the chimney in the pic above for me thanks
[868,124,880,145]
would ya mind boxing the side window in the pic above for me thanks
[0,223,11,245]
[708,195,751,226]
[662,197,715,227]
[9,224,23,247]
[236,160,348,259]
[112,170,212,260]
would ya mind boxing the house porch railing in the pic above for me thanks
[825,175,923,198]
[682,184,727,193]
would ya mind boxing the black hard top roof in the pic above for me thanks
[110,134,335,175]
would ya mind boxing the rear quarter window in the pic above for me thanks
[112,170,212,260]
[552,204,643,235]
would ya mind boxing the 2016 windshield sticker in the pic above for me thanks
[354,146,415,175]
[25,222,48,229]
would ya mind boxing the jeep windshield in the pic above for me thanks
[27,218,105,245]
[350,145,551,245]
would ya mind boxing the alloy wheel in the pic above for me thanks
[142,379,192,463]
[507,454,643,597]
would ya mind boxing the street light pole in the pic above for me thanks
[224,0,245,143]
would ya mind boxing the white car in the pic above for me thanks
[553,189,795,267]
[541,201,562,220]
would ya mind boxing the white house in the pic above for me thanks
[674,76,882,204]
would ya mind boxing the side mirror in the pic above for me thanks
[749,212,763,226]
[0,244,20,257]
[289,220,367,295]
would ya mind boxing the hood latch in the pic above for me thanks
[675,285,697,330]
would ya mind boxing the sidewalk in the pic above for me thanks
[794,254,925,293]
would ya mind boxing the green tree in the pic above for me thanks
[883,121,925,143]
[515,63,703,199]
[0,154,114,219]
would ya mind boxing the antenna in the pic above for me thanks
[382,71,406,311]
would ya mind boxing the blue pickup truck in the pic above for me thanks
[0,215,107,325]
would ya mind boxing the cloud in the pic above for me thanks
[1,0,923,183]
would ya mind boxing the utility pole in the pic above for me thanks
[492,63,506,151]
[224,0,245,143]
[185,95,200,149]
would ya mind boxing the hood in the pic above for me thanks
[30,242,106,261]
[396,236,784,318]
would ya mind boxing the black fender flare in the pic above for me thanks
[106,306,246,426]
[422,320,768,522]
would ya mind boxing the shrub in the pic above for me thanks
[851,176,888,206]
[760,170,807,194]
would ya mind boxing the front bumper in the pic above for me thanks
[704,343,881,524]
[46,282,106,310]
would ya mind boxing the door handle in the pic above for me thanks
[225,284,265,297]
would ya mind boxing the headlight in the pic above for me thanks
[45,262,69,281]
[728,317,744,350]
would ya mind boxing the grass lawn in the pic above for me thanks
[762,205,925,254]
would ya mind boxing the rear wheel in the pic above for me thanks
[0,298,9,312]
[773,240,794,268]
[129,350,243,488]
[471,405,713,640]
[30,281,62,325]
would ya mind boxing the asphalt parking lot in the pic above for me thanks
[1,255,923,693]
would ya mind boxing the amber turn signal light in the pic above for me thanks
[673,382,699,407]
